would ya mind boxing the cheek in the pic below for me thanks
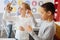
[20,9,23,13]
[43,14,48,19]
[41,14,45,18]
[41,14,47,19]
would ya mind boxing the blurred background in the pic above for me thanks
[0,0,60,40]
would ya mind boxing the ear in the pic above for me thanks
[47,11,52,16]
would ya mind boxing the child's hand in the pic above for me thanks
[26,25,32,32]
[19,26,25,31]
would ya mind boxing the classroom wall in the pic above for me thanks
[0,0,54,21]
[0,0,54,14]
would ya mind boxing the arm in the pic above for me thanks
[41,26,55,40]
[5,16,19,22]
[30,26,54,40]
[26,25,41,40]
[29,31,41,40]
[29,17,36,28]
[3,11,7,20]
[26,17,41,40]
[3,11,19,22]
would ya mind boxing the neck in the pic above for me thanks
[43,15,53,22]
[21,13,26,17]
[47,15,53,22]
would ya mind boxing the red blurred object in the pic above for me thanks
[54,0,60,21]
[57,0,60,21]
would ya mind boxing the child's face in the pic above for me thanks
[19,4,26,15]
[39,7,50,20]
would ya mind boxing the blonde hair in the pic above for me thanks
[22,2,31,10]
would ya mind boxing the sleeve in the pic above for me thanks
[3,11,19,22]
[3,11,7,20]
[40,26,55,40]
[29,25,55,40]
[32,16,37,27]
[29,17,36,28]
[2,11,7,25]
[29,31,41,40]
[5,16,19,22]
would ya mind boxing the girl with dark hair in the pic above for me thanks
[26,2,56,40]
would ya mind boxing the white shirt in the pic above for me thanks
[3,11,13,25]
[15,15,35,40]
[5,15,35,40]
[29,20,56,40]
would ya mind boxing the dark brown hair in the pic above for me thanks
[41,2,55,15]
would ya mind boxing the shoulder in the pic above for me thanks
[43,21,54,29]
[46,21,55,30]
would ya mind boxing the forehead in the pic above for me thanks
[20,4,25,9]
[40,7,45,12]
[21,3,25,7]
[38,7,47,15]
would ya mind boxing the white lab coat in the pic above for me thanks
[29,20,56,40]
